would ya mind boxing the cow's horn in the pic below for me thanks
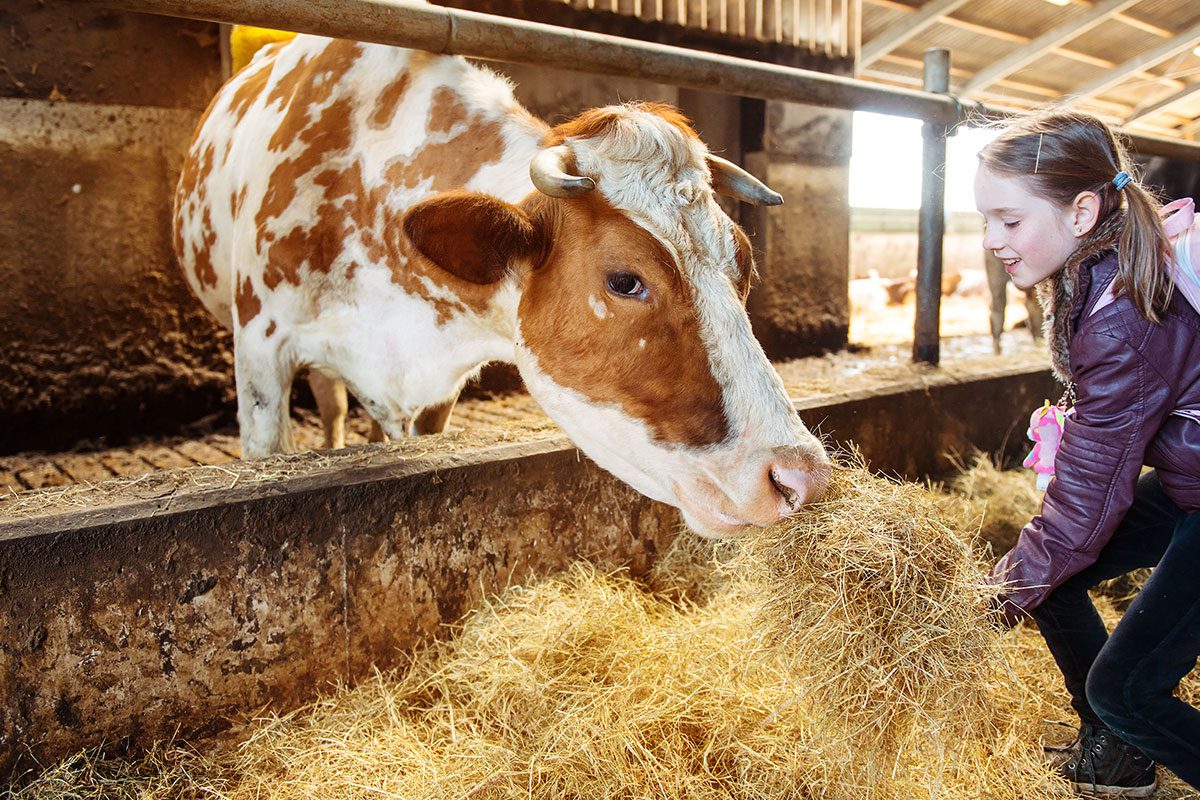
[707,155,783,206]
[530,145,596,198]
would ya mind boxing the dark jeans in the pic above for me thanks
[1030,471,1200,789]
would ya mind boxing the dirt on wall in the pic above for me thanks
[0,99,235,456]
[0,5,232,456]
[0,2,222,109]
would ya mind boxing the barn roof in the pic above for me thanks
[857,0,1200,141]
[548,0,1198,143]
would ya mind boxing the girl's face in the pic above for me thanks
[974,165,1083,290]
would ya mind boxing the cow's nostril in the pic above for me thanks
[768,461,831,512]
[769,466,806,512]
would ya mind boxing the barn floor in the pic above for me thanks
[0,332,1047,501]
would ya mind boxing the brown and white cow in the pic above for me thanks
[173,34,830,537]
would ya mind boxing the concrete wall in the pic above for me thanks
[744,102,852,357]
[0,4,232,455]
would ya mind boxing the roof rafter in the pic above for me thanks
[859,0,1184,92]
[960,0,1140,98]
[1126,82,1200,126]
[862,0,1172,39]
[1067,21,1200,103]
[859,0,973,69]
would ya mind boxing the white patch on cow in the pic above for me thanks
[588,294,608,320]
[638,338,646,349]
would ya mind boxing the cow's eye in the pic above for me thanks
[606,271,648,299]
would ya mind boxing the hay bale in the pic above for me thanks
[736,457,1068,797]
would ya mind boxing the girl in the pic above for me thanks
[975,110,1200,797]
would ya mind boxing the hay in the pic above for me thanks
[14,459,1199,799]
[735,456,1067,798]
[939,451,1042,557]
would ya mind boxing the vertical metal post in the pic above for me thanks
[913,48,950,365]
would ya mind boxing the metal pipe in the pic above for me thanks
[66,0,1200,160]
[66,0,960,123]
[913,48,950,366]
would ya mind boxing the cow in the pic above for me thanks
[173,34,831,537]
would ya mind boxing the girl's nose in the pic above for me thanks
[981,228,1001,252]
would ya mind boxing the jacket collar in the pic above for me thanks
[1039,211,1124,385]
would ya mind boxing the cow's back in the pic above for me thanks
[173,35,544,332]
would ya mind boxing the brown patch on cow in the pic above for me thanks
[266,40,362,153]
[369,73,411,129]
[732,224,757,304]
[256,95,357,260]
[247,42,509,324]
[230,187,249,218]
[383,116,506,194]
[429,87,469,134]
[236,276,262,325]
[265,52,312,108]
[543,101,700,147]
[193,206,218,289]
[228,55,275,122]
[518,193,730,447]
[265,320,277,338]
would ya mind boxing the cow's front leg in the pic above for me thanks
[235,335,297,459]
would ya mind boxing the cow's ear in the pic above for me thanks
[403,191,548,285]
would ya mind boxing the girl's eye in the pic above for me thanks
[606,271,648,299]
[1004,220,1020,229]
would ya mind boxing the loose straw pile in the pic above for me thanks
[940,451,1042,556]
[18,458,1198,799]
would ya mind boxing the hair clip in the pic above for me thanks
[1034,133,1044,174]
[1112,171,1131,190]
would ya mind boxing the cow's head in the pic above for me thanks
[404,103,830,537]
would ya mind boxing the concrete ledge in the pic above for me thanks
[0,363,1057,775]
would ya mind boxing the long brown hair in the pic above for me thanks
[977,110,1172,322]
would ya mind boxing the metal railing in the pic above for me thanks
[65,0,1200,364]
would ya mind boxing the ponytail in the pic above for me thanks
[1115,179,1173,323]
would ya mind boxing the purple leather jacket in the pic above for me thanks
[992,250,1200,623]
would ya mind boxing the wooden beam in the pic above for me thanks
[859,0,971,68]
[1067,21,1200,102]
[1125,82,1200,126]
[863,4,1185,92]
[961,0,1140,97]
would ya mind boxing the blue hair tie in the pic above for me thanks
[1112,171,1131,190]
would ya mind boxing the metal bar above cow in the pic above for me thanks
[67,0,959,123]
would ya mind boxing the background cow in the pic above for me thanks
[173,34,831,537]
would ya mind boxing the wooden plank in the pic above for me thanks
[205,435,243,460]
[55,454,115,484]
[136,445,196,470]
[0,470,23,496]
[175,440,236,466]
[100,450,156,479]
[15,461,71,490]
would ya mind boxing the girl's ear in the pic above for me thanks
[1070,190,1102,237]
